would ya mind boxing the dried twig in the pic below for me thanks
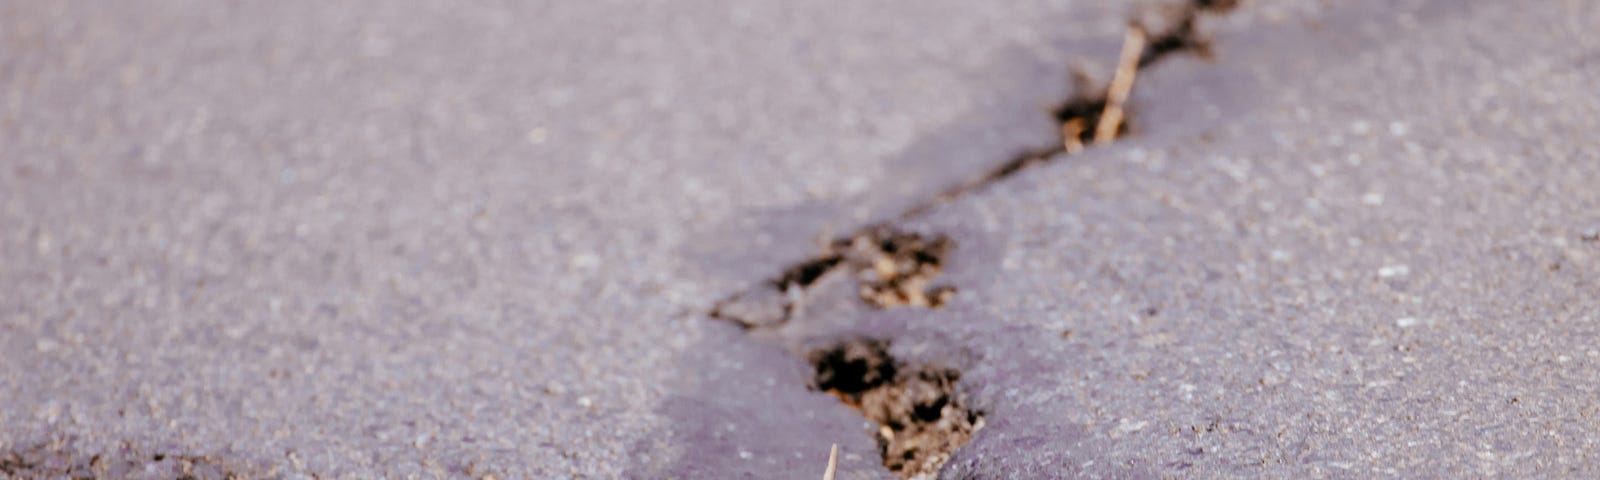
[1095,25,1147,145]
[823,444,839,480]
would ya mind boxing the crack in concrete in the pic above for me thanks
[702,1,1240,476]
[710,226,956,330]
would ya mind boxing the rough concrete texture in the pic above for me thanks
[906,1,1600,477]
[3,0,1597,479]
[0,0,1133,477]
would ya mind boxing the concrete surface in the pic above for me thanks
[3,0,1598,478]
[909,1,1600,476]
[0,0,1135,477]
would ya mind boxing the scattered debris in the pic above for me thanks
[711,0,1246,331]
[707,1,1245,476]
[838,227,956,309]
[810,339,983,479]
[709,227,956,330]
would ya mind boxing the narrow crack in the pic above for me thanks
[1139,0,1239,66]
[712,0,1235,332]
[705,0,1239,476]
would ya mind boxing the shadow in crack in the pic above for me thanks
[675,24,1110,296]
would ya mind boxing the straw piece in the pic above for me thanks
[1095,26,1147,145]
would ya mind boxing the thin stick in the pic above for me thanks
[1095,25,1146,145]
[823,444,839,480]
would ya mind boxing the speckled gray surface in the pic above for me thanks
[658,0,1600,478]
[0,0,1133,477]
[901,0,1600,477]
[3,0,1597,478]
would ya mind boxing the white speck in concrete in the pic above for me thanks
[1378,265,1410,277]
[569,253,601,270]
[1388,122,1409,136]
[1396,317,1419,328]
[1361,193,1385,206]
[1350,120,1371,135]
[34,231,52,256]
[1115,419,1148,434]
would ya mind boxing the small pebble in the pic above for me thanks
[1582,228,1599,242]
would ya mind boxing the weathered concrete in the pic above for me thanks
[4,0,1597,478]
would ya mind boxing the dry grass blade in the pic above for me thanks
[823,444,839,480]
[1095,25,1147,145]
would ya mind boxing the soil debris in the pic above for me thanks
[812,339,972,476]
[837,227,956,309]
[711,0,1244,331]
[709,227,956,329]
[705,2,1246,477]
[810,339,983,479]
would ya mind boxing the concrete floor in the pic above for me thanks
[3,0,1597,478]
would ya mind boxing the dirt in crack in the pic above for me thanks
[810,339,983,479]
[906,0,1239,219]
[712,0,1241,331]
[705,0,1243,475]
[710,226,955,329]
[842,227,956,309]
[1137,0,1239,67]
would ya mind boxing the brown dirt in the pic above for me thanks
[810,339,983,479]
